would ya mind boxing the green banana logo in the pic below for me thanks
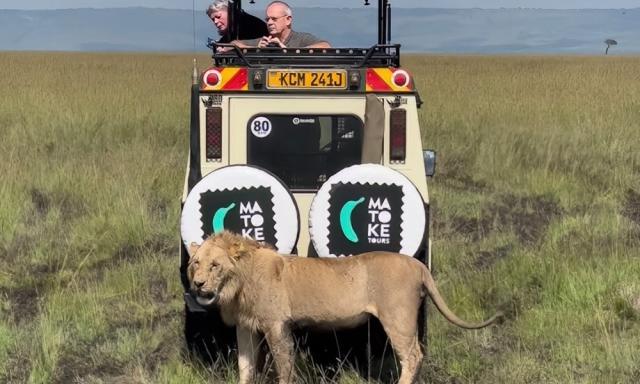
[212,203,236,233]
[339,197,365,243]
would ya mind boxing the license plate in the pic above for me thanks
[267,70,347,89]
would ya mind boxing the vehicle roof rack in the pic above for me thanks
[208,41,401,68]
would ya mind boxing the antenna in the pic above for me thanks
[192,0,196,51]
[191,0,198,86]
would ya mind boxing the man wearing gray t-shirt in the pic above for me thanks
[233,1,330,48]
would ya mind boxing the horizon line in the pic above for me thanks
[1,6,639,11]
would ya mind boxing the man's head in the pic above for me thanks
[207,0,229,36]
[265,1,292,38]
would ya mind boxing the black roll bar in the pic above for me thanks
[386,0,391,44]
[377,0,390,45]
[229,0,241,41]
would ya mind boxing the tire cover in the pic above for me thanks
[181,165,299,256]
[309,164,425,257]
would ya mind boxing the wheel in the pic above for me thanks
[184,304,237,364]
[181,238,237,363]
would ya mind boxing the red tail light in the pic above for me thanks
[365,68,413,92]
[392,70,410,87]
[389,109,406,162]
[206,107,222,162]
[201,68,248,91]
[203,69,222,87]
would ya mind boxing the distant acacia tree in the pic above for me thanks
[604,39,618,55]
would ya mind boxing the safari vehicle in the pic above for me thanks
[179,0,436,377]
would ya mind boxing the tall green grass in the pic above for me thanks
[0,52,639,383]
[407,54,640,383]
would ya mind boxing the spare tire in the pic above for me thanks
[309,164,426,257]
[181,165,299,254]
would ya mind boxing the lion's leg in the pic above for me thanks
[377,309,424,384]
[237,326,260,384]
[263,323,296,384]
[393,334,423,384]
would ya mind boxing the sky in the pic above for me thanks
[2,0,640,9]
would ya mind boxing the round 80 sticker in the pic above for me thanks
[250,116,272,138]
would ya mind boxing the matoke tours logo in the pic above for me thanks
[199,187,276,243]
[327,183,404,255]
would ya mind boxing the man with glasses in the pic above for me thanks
[234,1,330,48]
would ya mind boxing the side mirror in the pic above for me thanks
[423,150,436,177]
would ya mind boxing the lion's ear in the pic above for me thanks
[228,239,246,259]
[189,242,200,257]
[218,231,254,260]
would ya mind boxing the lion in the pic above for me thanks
[188,231,502,384]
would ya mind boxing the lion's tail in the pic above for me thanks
[421,265,502,329]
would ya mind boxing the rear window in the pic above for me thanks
[247,114,363,191]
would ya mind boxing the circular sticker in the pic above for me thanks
[181,165,299,256]
[250,117,272,138]
[309,164,426,258]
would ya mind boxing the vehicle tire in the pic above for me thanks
[184,305,237,364]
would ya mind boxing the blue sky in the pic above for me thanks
[3,0,640,9]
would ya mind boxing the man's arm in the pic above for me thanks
[229,38,259,48]
[231,34,331,49]
[215,39,256,52]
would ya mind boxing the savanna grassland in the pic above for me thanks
[0,52,639,383]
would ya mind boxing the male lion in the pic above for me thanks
[188,231,501,384]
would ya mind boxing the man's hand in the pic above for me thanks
[268,37,285,48]
[258,36,285,48]
[257,36,271,48]
[230,40,250,48]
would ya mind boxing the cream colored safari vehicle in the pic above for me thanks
[179,0,436,375]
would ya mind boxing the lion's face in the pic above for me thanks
[188,240,237,307]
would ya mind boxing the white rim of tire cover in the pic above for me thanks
[309,164,425,257]
[181,165,299,256]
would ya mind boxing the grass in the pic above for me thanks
[0,51,639,383]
